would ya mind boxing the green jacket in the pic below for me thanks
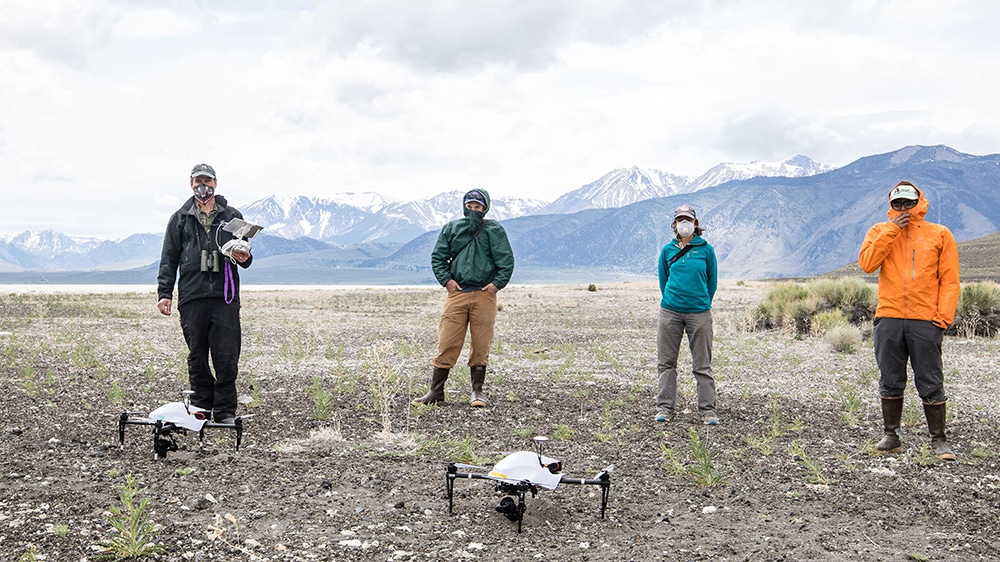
[431,189,515,289]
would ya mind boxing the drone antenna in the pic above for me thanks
[532,435,549,465]
[181,390,194,414]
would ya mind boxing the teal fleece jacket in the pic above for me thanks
[431,189,515,289]
[657,235,718,313]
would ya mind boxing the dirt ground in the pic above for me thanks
[1,281,999,561]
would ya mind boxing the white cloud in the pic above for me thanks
[2,0,1000,239]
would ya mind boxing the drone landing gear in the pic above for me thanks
[118,414,247,460]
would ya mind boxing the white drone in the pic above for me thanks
[117,390,252,459]
[446,436,614,533]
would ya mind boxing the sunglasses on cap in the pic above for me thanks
[890,199,917,211]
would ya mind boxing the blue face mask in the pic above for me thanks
[193,184,215,202]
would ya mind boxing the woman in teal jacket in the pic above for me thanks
[655,205,719,424]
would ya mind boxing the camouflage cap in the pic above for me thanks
[190,163,216,179]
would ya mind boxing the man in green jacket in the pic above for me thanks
[412,189,515,408]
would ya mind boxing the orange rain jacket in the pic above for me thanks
[858,182,961,329]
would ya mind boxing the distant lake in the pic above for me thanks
[0,284,437,294]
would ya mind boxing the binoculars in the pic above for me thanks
[200,249,222,273]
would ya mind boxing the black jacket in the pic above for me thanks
[157,195,253,306]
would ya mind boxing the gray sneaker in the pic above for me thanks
[703,415,719,426]
[654,411,672,422]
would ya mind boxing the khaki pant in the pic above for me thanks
[656,307,716,416]
[433,290,497,368]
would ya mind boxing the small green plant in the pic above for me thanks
[685,427,728,487]
[911,443,938,467]
[174,467,194,477]
[768,396,787,437]
[305,376,336,421]
[743,434,774,456]
[969,442,997,459]
[51,523,70,537]
[552,423,575,440]
[19,546,40,562]
[908,553,930,562]
[587,284,597,292]
[837,385,864,427]
[365,342,404,437]
[513,426,535,439]
[659,444,687,476]
[107,381,127,405]
[790,441,828,484]
[95,474,168,560]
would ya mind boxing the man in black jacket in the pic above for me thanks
[157,163,252,425]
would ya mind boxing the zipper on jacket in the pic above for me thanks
[911,249,916,280]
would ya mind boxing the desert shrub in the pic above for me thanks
[825,325,861,353]
[752,282,810,331]
[953,281,1000,337]
[750,279,876,334]
[808,278,877,324]
[812,309,849,335]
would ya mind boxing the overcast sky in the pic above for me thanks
[3,0,999,239]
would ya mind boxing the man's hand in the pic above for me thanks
[891,211,911,230]
[231,249,250,264]
[445,279,462,293]
[157,298,172,316]
[481,283,498,295]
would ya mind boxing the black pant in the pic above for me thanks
[178,298,241,416]
[873,317,947,403]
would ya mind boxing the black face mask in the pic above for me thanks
[193,184,215,202]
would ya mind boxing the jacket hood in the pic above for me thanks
[463,189,491,214]
[886,181,928,221]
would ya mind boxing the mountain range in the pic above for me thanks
[1,146,996,283]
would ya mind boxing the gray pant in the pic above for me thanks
[656,307,716,415]
[873,317,947,403]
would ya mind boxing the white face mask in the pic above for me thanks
[675,220,695,237]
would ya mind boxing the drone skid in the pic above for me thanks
[118,412,246,460]
[446,463,612,533]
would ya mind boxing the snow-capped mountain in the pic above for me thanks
[544,156,833,215]
[242,191,549,245]
[240,194,385,240]
[689,154,833,190]
[0,153,838,272]
[0,230,161,271]
[543,167,692,215]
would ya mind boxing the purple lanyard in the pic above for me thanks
[224,260,235,304]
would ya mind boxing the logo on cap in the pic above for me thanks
[889,184,918,201]
[674,205,697,220]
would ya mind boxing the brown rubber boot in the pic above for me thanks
[876,396,904,453]
[411,367,449,406]
[923,401,956,461]
[470,366,487,407]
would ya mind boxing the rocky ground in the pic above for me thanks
[1,281,999,561]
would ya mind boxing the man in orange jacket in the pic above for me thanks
[859,180,960,460]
